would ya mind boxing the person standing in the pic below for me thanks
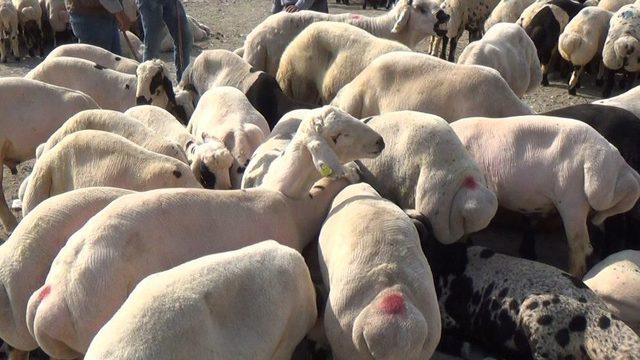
[66,0,130,55]
[272,0,329,13]
[137,0,191,81]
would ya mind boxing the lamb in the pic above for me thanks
[599,0,635,11]
[318,182,441,359]
[413,219,640,359]
[35,109,188,164]
[593,83,640,116]
[558,6,612,94]
[186,87,270,188]
[0,187,133,359]
[450,115,640,276]
[25,106,384,357]
[331,52,533,121]
[177,49,312,129]
[22,130,201,214]
[0,0,20,62]
[84,241,317,360]
[601,3,640,97]
[354,111,497,246]
[242,0,449,75]
[583,250,640,334]
[483,0,536,31]
[438,0,501,61]
[125,105,235,190]
[457,23,542,97]
[276,22,411,105]
[46,43,139,74]
[0,78,98,231]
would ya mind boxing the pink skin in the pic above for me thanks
[463,176,477,189]
[378,293,405,315]
[35,285,51,302]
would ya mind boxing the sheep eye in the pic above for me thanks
[331,134,341,144]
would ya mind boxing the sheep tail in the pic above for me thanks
[559,32,582,63]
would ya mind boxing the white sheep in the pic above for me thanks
[25,106,384,357]
[331,52,533,121]
[276,22,410,105]
[558,6,612,94]
[242,0,448,75]
[22,130,201,214]
[46,43,139,74]
[318,183,441,359]
[177,49,311,129]
[450,115,640,276]
[125,105,235,190]
[158,15,211,52]
[593,83,640,116]
[602,3,640,96]
[118,30,143,61]
[599,0,635,11]
[0,187,133,358]
[84,241,316,360]
[583,250,640,334]
[484,0,536,31]
[41,0,68,35]
[0,0,20,62]
[356,111,498,245]
[13,0,42,57]
[458,22,542,97]
[0,78,98,231]
[187,87,270,188]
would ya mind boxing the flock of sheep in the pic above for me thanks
[1,0,640,359]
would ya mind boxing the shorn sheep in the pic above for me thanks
[458,23,542,97]
[356,111,498,245]
[25,106,384,357]
[46,43,139,74]
[84,241,317,360]
[558,6,613,94]
[0,0,20,62]
[0,78,98,231]
[0,187,133,359]
[318,182,441,359]
[242,0,448,75]
[187,87,270,189]
[593,83,640,116]
[13,0,43,57]
[276,22,410,105]
[125,105,235,190]
[331,52,533,121]
[22,130,201,214]
[450,115,640,276]
[483,0,536,31]
[602,3,640,97]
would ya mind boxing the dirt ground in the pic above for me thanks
[0,0,616,266]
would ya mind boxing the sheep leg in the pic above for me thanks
[557,200,592,277]
[568,65,584,95]
[595,61,605,87]
[519,216,538,260]
[602,68,615,98]
[447,36,458,62]
[440,37,449,60]
[6,345,28,360]
[541,64,549,86]
[0,158,17,233]
[623,71,636,90]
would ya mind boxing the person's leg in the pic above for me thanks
[69,13,121,54]
[161,0,191,81]
[137,0,165,61]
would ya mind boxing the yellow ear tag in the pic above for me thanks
[320,163,333,177]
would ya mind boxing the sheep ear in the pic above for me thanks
[392,3,412,33]
[307,139,344,179]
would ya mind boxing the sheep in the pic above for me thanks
[119,30,143,61]
[0,187,133,359]
[46,43,139,74]
[558,6,612,94]
[583,250,640,334]
[458,23,542,97]
[318,182,441,359]
[186,87,270,189]
[177,49,313,129]
[602,3,640,97]
[599,0,635,11]
[413,219,640,358]
[125,105,235,190]
[594,83,640,116]
[331,52,533,121]
[41,0,71,47]
[13,0,42,57]
[241,109,307,189]
[450,115,640,276]
[35,109,188,164]
[22,130,201,214]
[438,0,501,62]
[0,78,98,231]
[84,241,317,360]
[158,15,211,52]
[25,106,384,357]
[0,0,20,62]
[483,0,536,31]
[276,22,411,105]
[242,0,449,75]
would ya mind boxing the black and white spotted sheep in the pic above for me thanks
[413,220,640,359]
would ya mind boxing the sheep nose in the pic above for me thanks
[375,136,385,153]
[198,162,217,189]
[436,10,449,22]
[136,96,151,105]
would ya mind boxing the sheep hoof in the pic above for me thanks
[568,87,576,96]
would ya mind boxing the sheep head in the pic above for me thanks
[135,60,187,123]
[187,139,234,190]
[392,0,449,39]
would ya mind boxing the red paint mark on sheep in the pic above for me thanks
[379,293,405,314]
[463,176,477,189]
[350,14,363,20]
[37,285,51,301]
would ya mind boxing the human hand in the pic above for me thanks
[285,5,299,12]
[115,11,131,31]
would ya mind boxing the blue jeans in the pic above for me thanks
[69,13,121,55]
[137,0,192,81]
